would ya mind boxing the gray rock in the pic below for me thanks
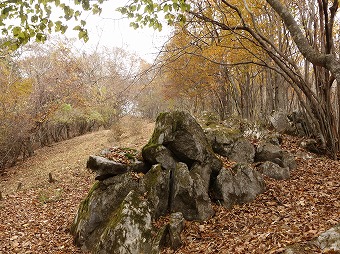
[128,160,150,174]
[269,110,294,134]
[211,164,266,209]
[171,162,214,221]
[204,126,242,157]
[284,223,340,253]
[141,164,171,219]
[143,111,222,174]
[86,155,128,180]
[71,173,139,251]
[315,223,340,251]
[142,111,221,221]
[255,142,282,163]
[169,212,185,250]
[281,151,297,170]
[151,225,169,254]
[227,138,255,164]
[142,144,177,171]
[258,161,290,180]
[255,142,296,170]
[94,190,154,254]
[190,162,212,191]
[204,125,255,163]
[265,133,283,145]
[150,212,185,252]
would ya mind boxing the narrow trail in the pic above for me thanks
[0,118,155,253]
[1,130,112,196]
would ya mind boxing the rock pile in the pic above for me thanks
[71,111,296,254]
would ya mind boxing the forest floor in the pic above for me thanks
[0,117,339,254]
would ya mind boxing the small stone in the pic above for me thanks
[258,161,290,180]
[169,212,185,250]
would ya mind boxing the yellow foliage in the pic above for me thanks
[157,0,282,105]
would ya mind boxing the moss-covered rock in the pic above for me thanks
[171,162,214,221]
[143,111,222,173]
[71,173,139,251]
[94,190,154,254]
[204,126,242,156]
[141,164,171,219]
[71,181,100,248]
[141,111,222,221]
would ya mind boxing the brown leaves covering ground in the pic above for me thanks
[163,135,340,254]
[0,121,339,254]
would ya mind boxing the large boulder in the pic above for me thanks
[142,111,222,221]
[255,142,297,170]
[87,155,150,180]
[211,164,266,209]
[141,145,177,171]
[171,162,214,221]
[204,126,242,157]
[204,126,255,163]
[269,110,295,134]
[94,190,154,254]
[141,164,171,219]
[71,173,139,251]
[142,111,222,174]
[71,174,168,254]
[86,155,129,180]
[255,142,282,164]
[227,138,255,164]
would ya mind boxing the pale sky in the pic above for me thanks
[64,0,172,62]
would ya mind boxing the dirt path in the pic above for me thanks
[0,130,112,195]
[0,118,155,253]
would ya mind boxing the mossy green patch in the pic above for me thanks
[143,165,162,192]
[96,190,153,253]
[70,181,100,234]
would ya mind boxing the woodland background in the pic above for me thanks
[1,0,340,169]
